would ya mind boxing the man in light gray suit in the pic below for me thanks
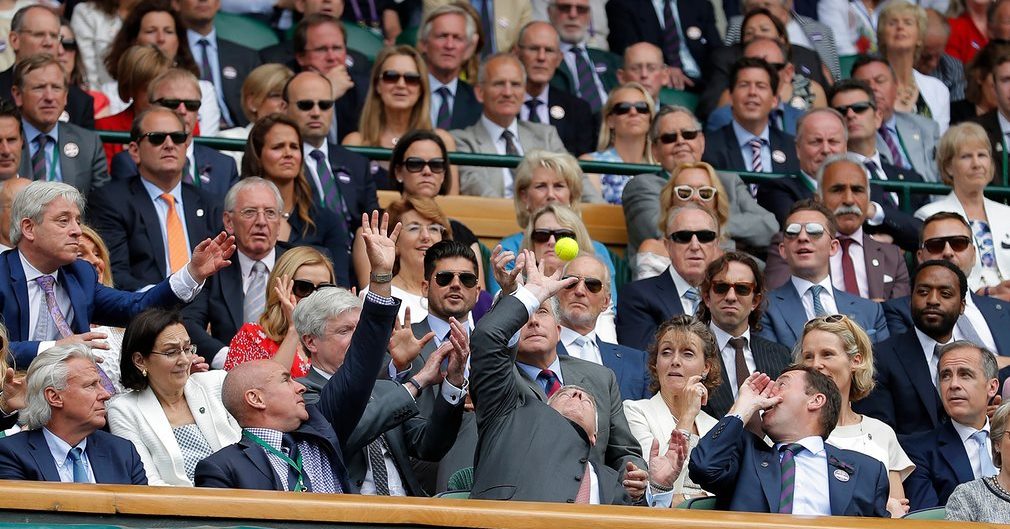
[12,54,107,194]
[451,53,566,198]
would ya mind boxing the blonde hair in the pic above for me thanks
[992,402,1010,467]
[936,122,994,185]
[877,0,928,61]
[794,315,876,401]
[357,46,434,146]
[513,150,584,228]
[116,44,171,102]
[79,225,113,287]
[259,247,335,342]
[596,82,656,163]
[521,204,594,255]
[658,162,730,236]
[241,63,294,123]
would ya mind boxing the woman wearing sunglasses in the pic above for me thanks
[914,122,1010,290]
[580,82,656,204]
[96,44,172,161]
[622,315,721,506]
[108,309,240,486]
[796,314,914,517]
[216,64,295,167]
[342,46,459,192]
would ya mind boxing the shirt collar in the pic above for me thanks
[516,356,563,383]
[951,417,992,443]
[311,365,333,381]
[710,323,751,350]
[560,41,589,53]
[913,327,954,359]
[187,28,217,49]
[237,247,277,279]
[883,115,898,133]
[428,74,458,95]
[776,435,825,456]
[19,249,53,281]
[243,427,284,450]
[23,119,57,139]
[140,176,183,204]
[559,325,596,349]
[667,266,696,297]
[43,427,86,466]
[480,114,519,142]
[731,119,769,149]
[303,140,329,159]
[791,275,833,297]
[839,226,864,241]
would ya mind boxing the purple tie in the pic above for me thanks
[309,149,350,236]
[571,47,602,112]
[878,126,907,169]
[778,443,803,513]
[435,86,452,130]
[662,0,684,68]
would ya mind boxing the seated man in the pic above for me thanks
[616,43,667,103]
[0,344,146,483]
[547,0,620,110]
[688,367,889,516]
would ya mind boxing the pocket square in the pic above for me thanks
[883,274,893,283]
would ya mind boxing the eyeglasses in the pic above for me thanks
[922,235,972,254]
[380,70,422,86]
[673,185,717,201]
[295,99,335,111]
[711,281,756,296]
[403,157,446,174]
[783,222,826,239]
[60,39,77,51]
[531,228,576,243]
[235,207,282,221]
[658,129,701,144]
[292,279,336,298]
[433,270,479,288]
[552,2,590,15]
[402,222,447,237]
[668,230,718,244]
[610,101,650,116]
[832,102,875,116]
[150,344,197,360]
[154,98,202,112]
[563,275,604,293]
[138,131,189,146]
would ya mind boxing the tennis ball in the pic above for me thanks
[555,237,579,261]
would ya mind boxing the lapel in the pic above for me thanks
[185,379,233,451]
[753,442,781,510]
[775,284,807,344]
[181,185,208,242]
[558,356,589,388]
[18,140,29,179]
[220,259,244,332]
[706,354,735,417]
[131,178,168,278]
[411,319,437,363]
[238,434,283,490]
[655,268,685,317]
[768,129,794,172]
[326,144,356,214]
[938,421,976,484]
[57,265,89,334]
[26,429,61,481]
[135,387,185,473]
[723,126,747,170]
[974,293,1010,355]
[751,336,782,375]
[826,445,857,515]
[554,61,576,92]
[515,364,547,402]
[7,250,30,340]
[861,234,886,299]
[894,115,924,168]
[84,432,116,483]
[894,331,942,426]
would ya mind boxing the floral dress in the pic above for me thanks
[225,323,310,378]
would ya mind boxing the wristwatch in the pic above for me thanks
[370,271,393,283]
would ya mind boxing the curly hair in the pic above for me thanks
[645,315,722,395]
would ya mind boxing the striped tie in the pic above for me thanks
[683,287,700,314]
[538,369,561,397]
[309,149,350,237]
[661,0,683,68]
[878,126,907,169]
[778,443,803,513]
[243,261,267,323]
[749,138,764,172]
[808,284,827,317]
[572,47,602,112]
[31,134,48,181]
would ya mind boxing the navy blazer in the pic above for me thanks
[882,293,1010,353]
[545,86,597,157]
[606,0,721,78]
[556,337,651,401]
[703,124,801,176]
[0,67,94,129]
[194,297,399,491]
[217,39,262,128]
[0,250,179,367]
[108,145,240,201]
[902,421,976,510]
[446,81,483,130]
[757,282,889,349]
[86,176,224,292]
[688,416,889,516]
[616,268,686,351]
[0,428,146,484]
[705,104,803,135]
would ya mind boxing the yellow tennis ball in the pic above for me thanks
[555,237,579,261]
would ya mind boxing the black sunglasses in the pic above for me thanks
[833,102,875,116]
[610,101,649,116]
[553,2,590,14]
[403,157,446,174]
[60,39,77,51]
[295,99,335,111]
[380,70,422,86]
[154,98,201,111]
[138,131,188,146]
[668,230,717,244]
[922,235,972,254]
[563,275,604,293]
[292,279,336,298]
[531,228,576,243]
[658,129,701,144]
[433,271,479,288]
[711,281,755,296]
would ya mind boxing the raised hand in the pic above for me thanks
[56,331,109,350]
[388,307,435,372]
[445,317,470,387]
[274,275,298,323]
[490,245,523,295]
[728,372,781,426]
[188,231,237,283]
[648,431,689,490]
[521,249,577,304]
[188,354,210,373]
[0,367,26,414]
[670,375,707,432]
[413,341,451,388]
[360,211,400,278]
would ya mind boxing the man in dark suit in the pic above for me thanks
[514,21,596,156]
[689,366,889,516]
[0,6,94,128]
[194,213,400,492]
[757,200,889,348]
[697,252,791,419]
[293,287,466,496]
[972,48,1010,185]
[618,204,723,351]
[3,180,233,366]
[88,108,224,292]
[556,254,650,401]
[258,0,372,79]
[418,5,482,130]
[0,344,146,484]
[704,58,800,178]
[548,0,621,110]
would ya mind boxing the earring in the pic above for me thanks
[702,372,709,381]
[141,368,147,377]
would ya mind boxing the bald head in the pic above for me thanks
[618,42,666,99]
[221,360,271,422]
[221,360,308,431]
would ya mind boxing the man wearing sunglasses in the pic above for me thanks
[758,199,889,349]
[547,0,619,111]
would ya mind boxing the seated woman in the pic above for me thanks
[96,44,172,162]
[225,246,335,378]
[946,402,1010,522]
[580,82,655,204]
[622,315,721,506]
[951,43,999,125]
[915,122,1010,290]
[217,64,294,167]
[796,314,914,518]
[108,309,240,486]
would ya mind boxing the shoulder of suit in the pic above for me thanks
[623,172,665,192]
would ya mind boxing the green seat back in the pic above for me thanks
[839,54,859,80]
[344,23,384,61]
[214,12,279,50]
[677,496,717,509]
[446,466,474,492]
[903,507,946,520]
[659,88,699,112]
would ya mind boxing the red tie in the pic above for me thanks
[839,237,860,295]
[575,463,592,503]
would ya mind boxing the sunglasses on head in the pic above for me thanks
[403,157,446,174]
[668,230,718,244]
[783,222,826,239]
[138,131,188,146]
[292,279,336,298]
[433,270,479,288]
[154,98,201,111]
[610,101,649,116]
[833,102,875,116]
[563,275,604,293]
[380,70,422,86]
[531,228,576,243]
[805,313,847,328]
[673,185,717,201]
[658,129,701,144]
[922,235,972,254]
[295,99,335,111]
[711,281,755,296]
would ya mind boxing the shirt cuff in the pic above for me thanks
[646,485,675,508]
[211,347,229,370]
[512,285,541,316]
[388,361,411,382]
[365,291,397,306]
[36,340,56,356]
[441,377,468,405]
[866,201,885,226]
[170,265,203,302]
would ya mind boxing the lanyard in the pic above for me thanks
[42,141,58,181]
[892,127,913,170]
[243,430,307,492]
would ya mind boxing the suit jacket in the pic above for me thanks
[542,86,597,156]
[877,112,941,184]
[0,428,147,484]
[914,193,1010,289]
[442,80,482,130]
[616,268,686,351]
[1,249,180,367]
[423,0,530,53]
[451,119,566,197]
[702,334,792,419]
[703,123,800,176]
[217,39,262,128]
[757,281,889,348]
[705,104,803,136]
[194,296,399,491]
[688,415,889,516]
[86,177,224,292]
[550,47,621,97]
[0,67,94,129]
[724,13,841,80]
[902,421,978,510]
[109,144,240,200]
[971,110,1007,184]
[883,292,1010,350]
[19,121,108,194]
[106,370,240,486]
[606,0,721,79]
[469,295,633,503]
[556,335,651,401]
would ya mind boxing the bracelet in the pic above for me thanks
[406,377,423,392]
[650,480,675,493]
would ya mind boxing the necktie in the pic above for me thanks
[479,0,494,58]
[366,434,391,495]
[930,344,942,386]
[661,0,684,68]
[573,335,598,363]
[197,38,213,82]
[160,193,188,274]
[501,130,519,156]
[778,443,803,513]
[280,433,308,491]
[838,237,860,295]
[729,336,749,391]
[808,284,827,317]
[32,134,48,181]
[525,99,542,123]
[243,261,268,323]
[749,138,764,172]
[683,287,700,314]
[435,86,452,130]
[182,158,194,186]
[309,149,350,236]
[956,317,985,348]
[863,159,898,206]
[574,463,592,503]
[538,368,562,397]
[972,430,998,478]
[66,446,88,483]
[878,126,907,169]
[571,47,602,112]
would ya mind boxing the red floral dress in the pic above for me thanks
[224,323,310,377]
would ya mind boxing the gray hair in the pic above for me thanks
[10,181,84,246]
[816,153,869,198]
[292,287,362,341]
[937,340,1000,382]
[477,53,527,86]
[547,384,599,433]
[19,344,97,430]
[223,177,284,212]
[649,105,702,144]
[663,203,720,236]
[419,4,476,45]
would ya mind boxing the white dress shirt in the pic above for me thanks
[914,328,956,386]
[560,326,603,365]
[790,275,838,320]
[428,75,459,127]
[668,266,700,315]
[480,115,522,197]
[302,140,331,200]
[830,227,869,298]
[778,435,832,516]
[951,418,994,479]
[43,428,95,483]
[711,324,754,397]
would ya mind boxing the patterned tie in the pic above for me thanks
[574,463,592,503]
[729,336,749,390]
[197,38,213,82]
[683,287,701,314]
[243,261,267,323]
[808,284,827,317]
[972,430,998,478]
[838,238,860,295]
[525,99,542,123]
[309,149,350,236]
[749,138,764,172]
[661,0,684,68]
[878,126,907,169]
[160,193,188,274]
[571,47,602,112]
[31,134,48,181]
[538,368,562,397]
[182,158,194,186]
[366,434,391,495]
[66,447,88,483]
[435,87,452,130]
[501,130,519,156]
[778,443,803,513]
